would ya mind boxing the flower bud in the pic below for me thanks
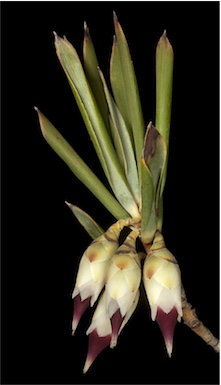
[72,218,135,334]
[105,230,141,348]
[143,231,182,357]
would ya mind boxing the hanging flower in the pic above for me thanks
[143,231,182,356]
[71,229,119,334]
[71,218,136,334]
[105,230,141,348]
[84,287,140,373]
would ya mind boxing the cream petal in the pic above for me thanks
[90,281,105,306]
[75,255,92,287]
[157,286,177,314]
[106,295,120,318]
[90,259,110,283]
[119,290,140,333]
[115,290,136,317]
[106,270,130,299]
[154,261,180,289]
[123,264,141,292]
[86,292,112,337]
[143,255,165,279]
[143,276,164,307]
[77,279,95,301]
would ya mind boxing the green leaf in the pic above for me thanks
[54,33,140,219]
[110,36,133,139]
[54,33,108,177]
[140,122,167,243]
[155,31,174,227]
[113,12,145,182]
[35,108,129,220]
[108,114,127,174]
[65,202,104,239]
[99,68,140,205]
[155,31,173,149]
[83,22,110,133]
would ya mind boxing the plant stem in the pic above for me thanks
[181,286,220,353]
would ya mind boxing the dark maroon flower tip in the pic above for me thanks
[83,330,111,373]
[110,308,125,348]
[72,294,90,335]
[156,306,178,357]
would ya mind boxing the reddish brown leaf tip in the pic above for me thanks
[157,30,173,52]
[113,10,118,21]
[113,10,119,28]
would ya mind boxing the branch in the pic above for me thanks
[181,286,219,353]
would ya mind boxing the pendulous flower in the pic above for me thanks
[105,230,141,348]
[71,218,136,334]
[143,231,182,357]
[83,285,140,373]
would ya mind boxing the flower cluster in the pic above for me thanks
[71,218,182,372]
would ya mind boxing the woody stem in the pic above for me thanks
[181,286,219,353]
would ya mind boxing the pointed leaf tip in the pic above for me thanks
[53,31,59,42]
[113,10,118,23]
[157,30,173,52]
[84,21,90,39]
[66,203,104,238]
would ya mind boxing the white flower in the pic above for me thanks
[105,230,141,347]
[143,232,182,356]
[71,232,118,334]
[83,289,140,373]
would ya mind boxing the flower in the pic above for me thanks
[71,230,119,334]
[71,218,136,335]
[143,231,182,357]
[105,230,141,348]
[83,289,140,373]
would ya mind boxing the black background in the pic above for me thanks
[2,1,219,384]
